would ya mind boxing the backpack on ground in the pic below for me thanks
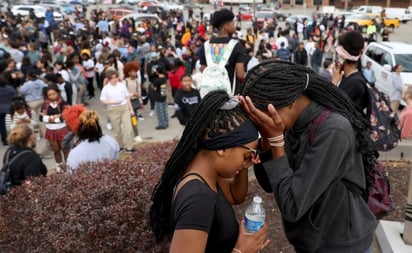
[198,39,237,98]
[366,82,401,151]
[0,150,31,195]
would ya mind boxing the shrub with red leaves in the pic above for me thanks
[0,141,177,253]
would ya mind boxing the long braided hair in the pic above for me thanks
[242,60,371,156]
[150,90,249,241]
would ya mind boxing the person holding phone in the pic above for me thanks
[331,31,369,114]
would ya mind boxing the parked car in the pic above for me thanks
[273,10,287,21]
[352,5,383,17]
[255,4,270,12]
[109,8,133,20]
[255,11,276,29]
[235,12,253,21]
[345,14,399,32]
[119,13,161,25]
[285,15,313,29]
[361,42,412,102]
[384,7,412,23]
[239,4,251,13]
[11,5,63,21]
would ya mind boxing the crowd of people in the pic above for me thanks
[0,3,412,252]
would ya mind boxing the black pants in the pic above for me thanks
[86,77,95,98]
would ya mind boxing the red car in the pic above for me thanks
[139,0,158,7]
[255,11,275,29]
[236,12,253,21]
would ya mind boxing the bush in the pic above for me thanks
[0,140,177,253]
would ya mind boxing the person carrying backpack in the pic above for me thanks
[1,124,47,192]
[199,8,246,97]
[240,60,376,253]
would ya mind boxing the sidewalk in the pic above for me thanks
[0,90,185,172]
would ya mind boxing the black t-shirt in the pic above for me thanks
[199,37,246,94]
[172,179,238,253]
[3,146,47,187]
[339,72,369,113]
[153,76,168,102]
[174,88,201,125]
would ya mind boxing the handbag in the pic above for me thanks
[130,98,142,111]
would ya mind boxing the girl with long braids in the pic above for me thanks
[66,110,119,171]
[239,60,376,253]
[150,90,269,253]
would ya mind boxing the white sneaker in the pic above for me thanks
[149,110,155,117]
[55,163,62,173]
[134,135,143,142]
[106,122,112,130]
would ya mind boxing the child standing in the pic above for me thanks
[173,75,201,125]
[39,85,69,172]
[400,85,412,139]
[153,66,169,130]
[6,97,37,131]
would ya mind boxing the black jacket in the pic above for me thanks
[3,146,47,187]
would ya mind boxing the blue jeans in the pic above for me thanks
[155,101,168,128]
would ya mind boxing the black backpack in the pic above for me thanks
[0,150,31,195]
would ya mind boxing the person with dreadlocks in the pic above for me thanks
[66,110,119,171]
[150,90,269,253]
[239,60,376,253]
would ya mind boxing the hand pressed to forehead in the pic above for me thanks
[238,96,285,138]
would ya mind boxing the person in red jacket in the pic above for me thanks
[167,59,186,99]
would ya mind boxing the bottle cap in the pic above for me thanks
[253,196,262,204]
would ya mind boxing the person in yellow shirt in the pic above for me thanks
[181,28,191,47]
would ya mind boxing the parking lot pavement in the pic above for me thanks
[0,89,185,172]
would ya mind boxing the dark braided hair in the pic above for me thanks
[150,90,249,242]
[242,60,371,156]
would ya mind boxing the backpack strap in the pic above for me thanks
[2,150,32,173]
[7,150,32,167]
[308,108,332,145]
[204,39,238,67]
[204,40,213,66]
[218,39,238,68]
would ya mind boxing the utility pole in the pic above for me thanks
[344,0,348,10]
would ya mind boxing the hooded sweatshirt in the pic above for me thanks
[0,85,17,113]
[19,78,47,102]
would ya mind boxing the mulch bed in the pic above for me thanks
[233,160,411,253]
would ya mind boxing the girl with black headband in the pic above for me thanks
[150,90,269,253]
[239,60,376,253]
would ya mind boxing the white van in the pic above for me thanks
[384,8,411,23]
[352,5,383,17]
[361,42,412,104]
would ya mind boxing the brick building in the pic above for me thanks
[280,0,412,9]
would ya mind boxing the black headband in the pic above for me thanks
[201,120,258,150]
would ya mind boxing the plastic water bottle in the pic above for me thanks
[244,196,265,233]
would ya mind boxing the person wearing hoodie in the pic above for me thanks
[19,69,47,121]
[0,75,17,145]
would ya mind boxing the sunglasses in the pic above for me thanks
[240,145,261,164]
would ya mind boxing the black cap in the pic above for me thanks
[211,8,234,29]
